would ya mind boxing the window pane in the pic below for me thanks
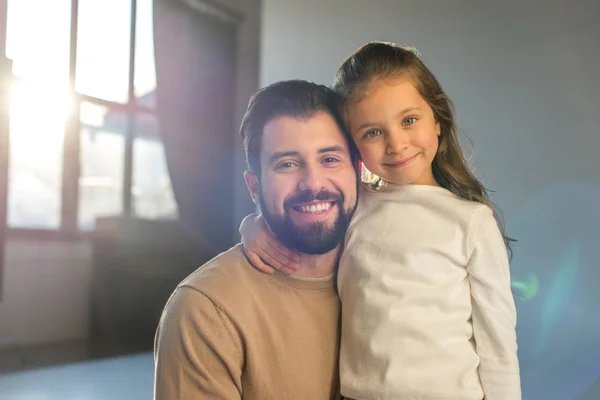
[78,101,125,230]
[133,114,177,219]
[7,82,69,229]
[5,0,71,230]
[5,0,71,85]
[75,0,132,104]
[135,0,157,108]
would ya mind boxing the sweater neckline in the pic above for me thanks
[240,244,337,291]
[269,270,337,291]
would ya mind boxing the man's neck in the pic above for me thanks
[291,246,341,279]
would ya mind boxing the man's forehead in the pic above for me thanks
[260,113,350,158]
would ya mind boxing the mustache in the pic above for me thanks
[284,190,343,210]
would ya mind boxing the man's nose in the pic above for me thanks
[298,164,326,192]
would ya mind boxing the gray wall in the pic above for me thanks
[261,1,600,399]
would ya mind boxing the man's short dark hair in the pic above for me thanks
[240,80,358,175]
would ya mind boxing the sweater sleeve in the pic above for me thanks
[154,286,243,400]
[466,207,521,400]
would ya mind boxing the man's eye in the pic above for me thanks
[364,129,382,138]
[276,161,297,170]
[403,116,417,126]
[323,157,340,164]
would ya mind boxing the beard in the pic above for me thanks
[259,188,354,255]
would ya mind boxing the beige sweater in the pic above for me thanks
[339,184,520,400]
[154,244,341,400]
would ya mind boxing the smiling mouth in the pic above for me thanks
[292,201,335,214]
[385,154,418,167]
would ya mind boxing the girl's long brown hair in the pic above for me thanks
[333,41,514,257]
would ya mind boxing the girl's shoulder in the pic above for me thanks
[361,183,487,208]
[357,184,493,234]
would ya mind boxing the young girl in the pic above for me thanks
[241,42,520,400]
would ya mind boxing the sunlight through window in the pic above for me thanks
[4,0,177,230]
[5,0,71,229]
[75,0,132,103]
[78,101,125,231]
[135,0,157,107]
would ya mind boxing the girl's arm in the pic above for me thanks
[467,207,521,400]
[239,213,300,275]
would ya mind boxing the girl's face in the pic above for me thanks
[346,76,440,186]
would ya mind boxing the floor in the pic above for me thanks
[0,352,154,400]
[1,348,599,400]
[0,340,90,374]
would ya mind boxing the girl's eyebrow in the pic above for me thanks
[354,107,422,132]
[394,107,422,120]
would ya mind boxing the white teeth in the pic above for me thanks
[299,202,331,213]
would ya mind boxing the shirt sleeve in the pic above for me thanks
[154,286,243,400]
[466,207,522,400]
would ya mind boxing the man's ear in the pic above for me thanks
[243,170,260,205]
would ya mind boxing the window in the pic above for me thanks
[7,82,69,229]
[2,0,177,234]
[132,114,177,220]
[5,0,71,229]
[134,0,157,107]
[78,101,125,231]
[75,0,132,104]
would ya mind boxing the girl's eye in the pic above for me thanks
[403,116,417,126]
[364,129,382,138]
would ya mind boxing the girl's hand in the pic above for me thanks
[239,214,300,275]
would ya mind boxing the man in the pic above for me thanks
[154,80,359,399]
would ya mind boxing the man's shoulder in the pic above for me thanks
[175,244,262,307]
[180,244,249,288]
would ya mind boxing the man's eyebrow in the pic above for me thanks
[268,151,299,164]
[318,145,346,154]
[267,146,346,164]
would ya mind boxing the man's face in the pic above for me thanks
[244,112,358,255]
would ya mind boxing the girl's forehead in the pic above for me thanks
[348,79,424,114]
[361,74,416,96]
[365,76,417,97]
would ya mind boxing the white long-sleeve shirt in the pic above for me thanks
[338,184,521,400]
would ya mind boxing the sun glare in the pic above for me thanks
[9,81,73,152]
[5,0,72,160]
